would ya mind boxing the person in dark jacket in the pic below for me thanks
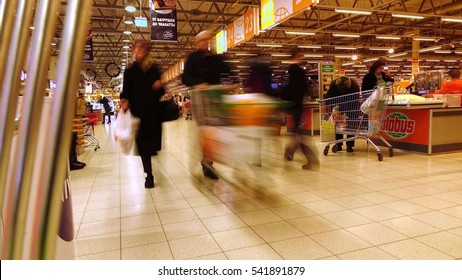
[326,76,360,153]
[99,95,112,124]
[362,59,394,91]
[283,48,319,170]
[246,55,273,95]
[182,30,230,180]
[120,40,164,188]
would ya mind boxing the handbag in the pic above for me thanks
[160,99,180,122]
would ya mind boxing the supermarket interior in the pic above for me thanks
[1,0,462,260]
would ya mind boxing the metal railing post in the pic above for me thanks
[30,0,92,259]
[0,0,36,258]
[2,0,60,259]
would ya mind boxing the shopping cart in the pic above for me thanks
[83,112,100,151]
[319,86,393,161]
[191,85,289,168]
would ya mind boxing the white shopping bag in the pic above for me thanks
[113,109,140,155]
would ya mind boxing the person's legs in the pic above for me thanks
[285,110,302,160]
[106,112,111,123]
[140,154,154,188]
[346,137,355,153]
[335,133,343,151]
[70,132,85,170]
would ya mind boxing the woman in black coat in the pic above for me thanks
[121,40,164,188]
[362,59,394,91]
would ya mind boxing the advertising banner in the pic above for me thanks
[226,23,235,48]
[244,8,259,40]
[150,0,178,42]
[233,14,245,46]
[261,0,317,30]
[379,109,429,145]
[215,30,227,54]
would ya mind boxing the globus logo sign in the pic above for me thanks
[381,112,416,139]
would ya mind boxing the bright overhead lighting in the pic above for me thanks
[223,60,239,63]
[256,44,283,48]
[414,37,439,41]
[388,48,394,54]
[353,64,366,67]
[285,30,316,36]
[342,62,355,66]
[363,57,379,62]
[51,42,56,46]
[389,52,407,58]
[418,46,442,53]
[271,54,291,57]
[123,45,130,49]
[333,33,360,38]
[123,39,130,43]
[441,18,462,23]
[352,55,358,61]
[335,46,357,50]
[123,30,132,35]
[425,59,441,62]
[236,65,250,68]
[335,55,352,58]
[304,54,323,58]
[125,5,136,13]
[443,60,458,62]
[434,66,447,68]
[392,13,424,19]
[29,26,34,30]
[434,50,451,54]
[376,35,401,40]
[235,53,258,56]
[369,47,390,51]
[124,19,134,25]
[335,9,372,15]
[299,45,322,49]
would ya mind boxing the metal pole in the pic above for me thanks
[0,0,18,98]
[0,0,36,259]
[2,0,60,260]
[31,0,92,260]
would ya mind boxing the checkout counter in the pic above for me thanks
[286,102,320,135]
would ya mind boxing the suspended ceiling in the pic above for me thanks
[54,0,462,87]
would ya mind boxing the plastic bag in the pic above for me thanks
[360,89,379,114]
[113,109,140,155]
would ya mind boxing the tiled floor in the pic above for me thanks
[71,118,462,260]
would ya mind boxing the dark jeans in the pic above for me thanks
[140,154,152,175]
[102,112,111,123]
[335,134,355,148]
[69,132,77,163]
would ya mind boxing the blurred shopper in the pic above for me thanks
[182,30,230,180]
[440,68,462,94]
[99,94,112,124]
[246,55,273,95]
[362,60,394,91]
[120,40,164,188]
[326,76,360,153]
[282,48,319,170]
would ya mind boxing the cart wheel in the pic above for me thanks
[332,145,338,153]
[323,146,329,156]
[377,153,383,161]
[94,147,97,151]
[389,147,394,157]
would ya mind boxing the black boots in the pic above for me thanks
[145,174,154,188]
[202,164,219,180]
[70,161,86,170]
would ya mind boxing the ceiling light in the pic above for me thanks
[418,46,442,53]
[352,55,358,60]
[334,55,352,58]
[299,45,322,49]
[392,13,424,19]
[123,45,130,49]
[223,60,239,63]
[369,47,390,51]
[414,37,439,42]
[342,62,355,66]
[123,39,130,43]
[51,42,56,46]
[256,44,283,48]
[333,33,360,38]
[441,18,462,23]
[443,60,458,62]
[123,30,132,35]
[363,57,379,62]
[236,65,250,68]
[285,31,316,36]
[353,64,366,67]
[376,35,401,40]
[123,51,129,54]
[29,26,34,30]
[389,52,407,58]
[434,50,451,54]
[271,54,291,57]
[125,5,136,13]
[304,54,323,58]
[335,46,358,50]
[124,19,134,25]
[235,53,258,56]
[434,66,447,68]
[425,59,441,62]
[388,48,394,54]
[335,9,372,15]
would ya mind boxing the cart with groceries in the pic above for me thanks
[319,86,393,161]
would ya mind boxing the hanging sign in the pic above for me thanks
[261,0,318,30]
[149,0,178,42]
[215,30,227,54]
[83,23,94,61]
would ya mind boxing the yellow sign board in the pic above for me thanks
[261,0,275,30]
[215,30,227,54]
